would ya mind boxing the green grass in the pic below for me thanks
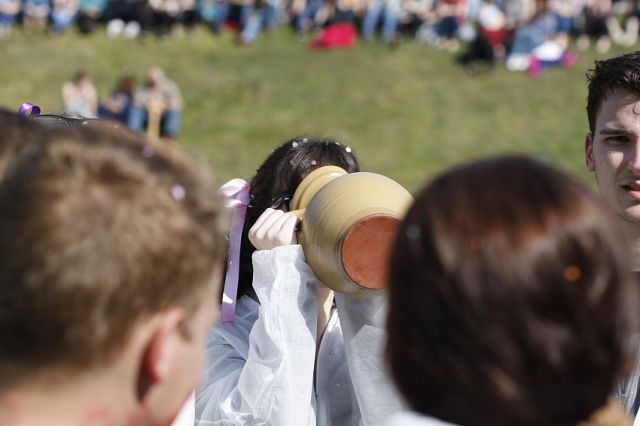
[0,28,634,192]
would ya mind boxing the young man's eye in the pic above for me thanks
[606,135,630,144]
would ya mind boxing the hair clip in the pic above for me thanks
[564,265,581,282]
[292,141,299,148]
[345,147,352,153]
[311,160,317,166]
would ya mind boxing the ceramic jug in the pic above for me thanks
[290,166,413,296]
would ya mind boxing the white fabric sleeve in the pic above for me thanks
[196,245,319,426]
[334,292,405,426]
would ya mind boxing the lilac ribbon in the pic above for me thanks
[17,103,41,117]
[219,178,251,322]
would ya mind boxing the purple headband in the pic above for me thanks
[17,102,41,117]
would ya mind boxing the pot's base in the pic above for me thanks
[341,214,400,290]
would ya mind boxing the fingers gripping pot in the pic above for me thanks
[289,166,413,297]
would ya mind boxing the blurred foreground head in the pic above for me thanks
[0,121,228,425]
[387,156,638,426]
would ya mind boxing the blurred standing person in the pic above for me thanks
[128,66,183,140]
[62,71,98,118]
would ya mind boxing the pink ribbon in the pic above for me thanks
[219,178,250,322]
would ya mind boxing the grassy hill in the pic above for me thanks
[0,28,634,192]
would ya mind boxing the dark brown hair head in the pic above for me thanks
[387,155,638,426]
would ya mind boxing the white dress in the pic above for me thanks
[383,412,458,426]
[195,245,404,425]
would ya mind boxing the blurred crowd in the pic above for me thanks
[2,0,640,72]
[1,0,640,71]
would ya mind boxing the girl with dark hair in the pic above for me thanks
[384,156,638,426]
[195,137,404,425]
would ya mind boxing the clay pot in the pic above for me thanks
[290,166,413,296]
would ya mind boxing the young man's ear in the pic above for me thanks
[585,132,596,172]
[136,308,186,401]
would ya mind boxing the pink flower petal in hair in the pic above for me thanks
[219,178,251,322]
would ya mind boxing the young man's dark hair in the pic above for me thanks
[586,50,640,133]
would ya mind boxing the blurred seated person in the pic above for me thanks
[149,0,181,36]
[128,66,183,140]
[50,0,79,33]
[309,0,360,48]
[576,0,612,52]
[98,75,135,123]
[106,0,145,38]
[457,0,506,70]
[0,0,20,38]
[77,0,108,33]
[505,0,558,71]
[179,0,202,33]
[361,0,402,44]
[237,0,281,43]
[23,0,50,29]
[384,155,638,426]
[62,71,98,118]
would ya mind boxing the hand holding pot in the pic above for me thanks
[249,208,300,251]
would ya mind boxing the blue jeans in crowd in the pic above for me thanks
[295,0,321,31]
[210,1,251,32]
[361,4,397,43]
[241,4,279,42]
[127,105,181,138]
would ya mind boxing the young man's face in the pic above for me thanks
[586,89,640,225]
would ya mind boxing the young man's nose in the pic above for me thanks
[628,141,640,174]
